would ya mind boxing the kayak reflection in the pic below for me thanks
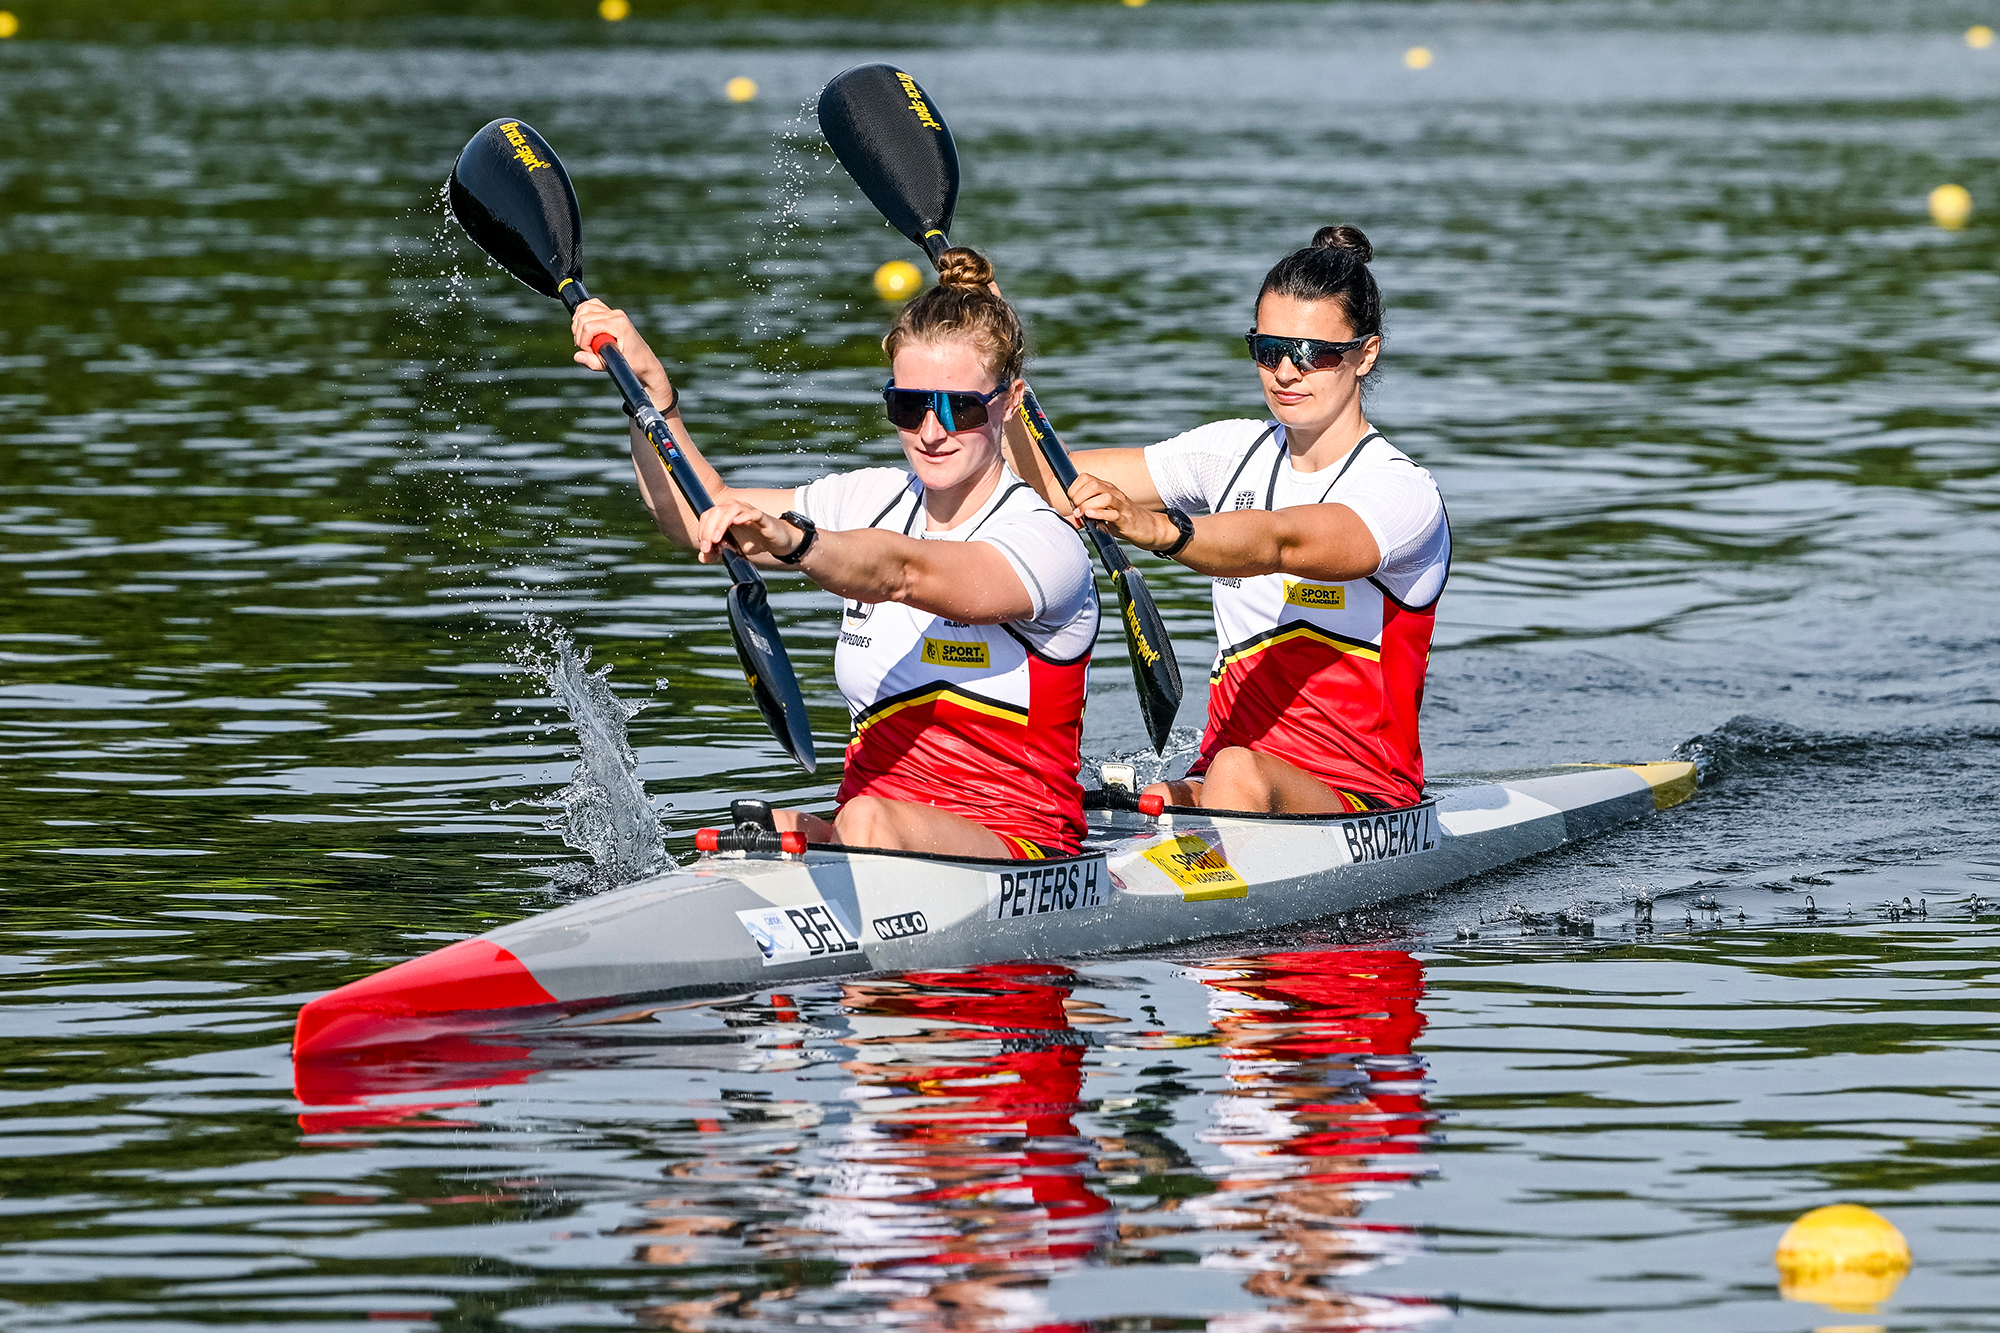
[805,963,1116,1320]
[1144,950,1446,1328]
[292,952,1445,1328]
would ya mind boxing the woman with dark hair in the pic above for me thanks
[573,247,1098,858]
[1010,226,1449,815]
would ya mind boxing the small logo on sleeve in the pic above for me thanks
[922,637,990,668]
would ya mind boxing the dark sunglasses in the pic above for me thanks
[882,380,1009,432]
[1245,331,1374,372]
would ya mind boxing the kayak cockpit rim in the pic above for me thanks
[1118,796,1439,823]
[694,796,1442,868]
[1082,785,1441,823]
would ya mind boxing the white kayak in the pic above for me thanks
[291,761,1696,1059]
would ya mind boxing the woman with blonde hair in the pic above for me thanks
[572,248,1097,858]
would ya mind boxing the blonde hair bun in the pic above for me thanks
[881,245,1027,387]
[935,246,995,289]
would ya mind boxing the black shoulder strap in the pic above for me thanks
[1262,437,1289,510]
[863,476,917,531]
[1213,423,1281,512]
[966,481,1032,538]
[1315,430,1383,502]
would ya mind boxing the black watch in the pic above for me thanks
[775,511,818,564]
[1151,507,1196,558]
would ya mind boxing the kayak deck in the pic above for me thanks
[292,761,1696,1059]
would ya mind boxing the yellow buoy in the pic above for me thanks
[1930,183,1973,230]
[873,260,924,302]
[1775,1204,1911,1315]
[725,76,758,103]
[0,11,19,38]
[1122,0,1148,7]
[597,0,629,20]
[1404,46,1434,70]
[1968,24,1995,49]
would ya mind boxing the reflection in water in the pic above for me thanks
[611,956,1445,1330]
[1170,952,1445,1330]
[801,965,1114,1326]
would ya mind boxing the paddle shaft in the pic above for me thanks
[1014,388,1142,571]
[919,234,1142,571]
[567,284,759,586]
[908,233,1181,743]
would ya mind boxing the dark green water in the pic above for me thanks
[2,3,1997,1328]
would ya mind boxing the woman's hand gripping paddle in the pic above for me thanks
[817,66,1183,755]
[445,117,817,773]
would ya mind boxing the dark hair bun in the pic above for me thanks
[1257,223,1384,348]
[1310,225,1373,264]
[935,246,995,289]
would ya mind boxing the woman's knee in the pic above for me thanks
[1203,748,1262,786]
[773,807,836,842]
[832,796,893,843]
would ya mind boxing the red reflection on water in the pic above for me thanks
[291,1031,537,1134]
[824,964,1114,1265]
[1174,949,1444,1330]
[770,963,1116,1327]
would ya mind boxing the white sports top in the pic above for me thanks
[789,463,1100,852]
[1140,419,1451,805]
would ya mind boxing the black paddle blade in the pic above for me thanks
[723,557,818,774]
[447,118,584,303]
[818,64,959,259]
[1098,542,1184,755]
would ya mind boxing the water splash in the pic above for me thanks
[1087,725,1206,789]
[512,617,669,884]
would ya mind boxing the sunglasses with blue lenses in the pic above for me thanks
[883,380,1009,433]
[1245,331,1374,372]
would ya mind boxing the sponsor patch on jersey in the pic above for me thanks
[1233,490,1257,510]
[922,637,990,669]
[1283,580,1347,610]
[1340,805,1440,865]
[1143,833,1248,900]
[871,909,928,940]
[986,857,1107,921]
[736,900,862,966]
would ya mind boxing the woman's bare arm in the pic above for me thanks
[691,498,1037,623]
[571,301,794,549]
[1068,473,1379,583]
[1001,418,1162,517]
